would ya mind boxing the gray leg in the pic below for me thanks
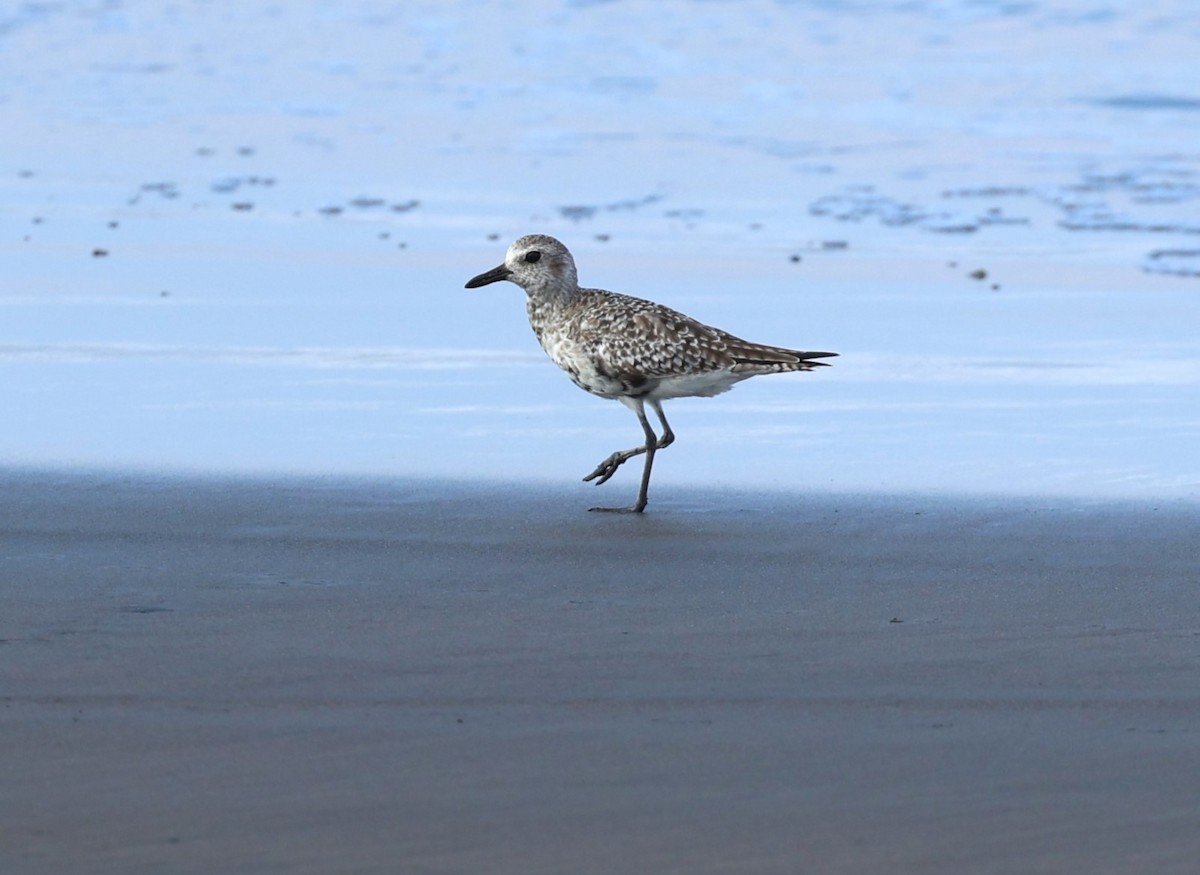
[649,399,675,449]
[588,398,681,487]
[587,399,662,513]
[583,399,675,487]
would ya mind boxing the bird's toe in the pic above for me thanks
[583,453,625,484]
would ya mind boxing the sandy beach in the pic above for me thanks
[3,469,1197,873]
[4,2,1200,871]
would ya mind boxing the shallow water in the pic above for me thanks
[1,0,1198,499]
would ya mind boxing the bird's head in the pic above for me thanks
[465,234,578,298]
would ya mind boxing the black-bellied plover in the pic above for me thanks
[465,234,836,513]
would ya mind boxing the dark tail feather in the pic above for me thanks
[732,349,838,369]
[794,351,837,366]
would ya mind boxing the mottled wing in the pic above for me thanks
[565,292,727,380]
[725,337,838,374]
[571,291,834,380]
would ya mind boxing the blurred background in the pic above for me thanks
[1,0,1198,499]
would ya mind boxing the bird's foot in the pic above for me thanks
[582,451,630,485]
[588,504,645,514]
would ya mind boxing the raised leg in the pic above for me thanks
[648,399,675,449]
[583,400,674,485]
[586,399,673,513]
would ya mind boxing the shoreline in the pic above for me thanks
[4,469,1198,874]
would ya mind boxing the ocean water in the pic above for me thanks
[1,0,1198,500]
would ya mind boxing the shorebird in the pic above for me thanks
[465,234,836,513]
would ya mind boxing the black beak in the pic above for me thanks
[464,264,511,288]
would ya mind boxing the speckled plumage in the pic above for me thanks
[465,234,836,512]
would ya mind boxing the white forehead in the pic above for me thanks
[506,234,568,263]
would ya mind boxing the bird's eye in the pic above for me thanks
[524,251,542,263]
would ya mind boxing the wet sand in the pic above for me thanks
[3,469,1198,874]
